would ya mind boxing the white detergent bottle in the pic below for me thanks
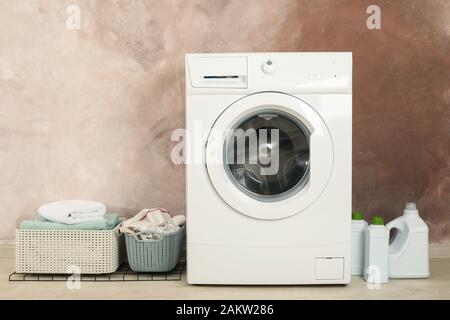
[351,211,368,275]
[386,202,429,278]
[364,216,389,284]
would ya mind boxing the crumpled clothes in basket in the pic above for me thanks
[119,208,185,240]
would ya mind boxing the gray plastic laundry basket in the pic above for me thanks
[125,225,185,272]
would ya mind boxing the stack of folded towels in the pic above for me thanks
[20,200,121,230]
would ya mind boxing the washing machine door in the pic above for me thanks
[205,92,334,220]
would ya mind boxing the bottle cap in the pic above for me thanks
[404,202,419,216]
[371,216,384,225]
[352,211,364,220]
[405,202,416,210]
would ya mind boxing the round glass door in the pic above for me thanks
[225,110,310,201]
[205,92,333,220]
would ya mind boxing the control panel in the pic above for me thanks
[186,52,352,94]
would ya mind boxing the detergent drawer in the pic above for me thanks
[187,56,248,88]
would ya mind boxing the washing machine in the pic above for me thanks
[185,52,352,284]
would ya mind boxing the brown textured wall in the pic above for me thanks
[0,0,449,241]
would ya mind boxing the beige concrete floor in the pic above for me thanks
[1,244,449,300]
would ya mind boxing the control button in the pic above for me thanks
[262,59,275,74]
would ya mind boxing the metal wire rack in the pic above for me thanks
[9,261,185,282]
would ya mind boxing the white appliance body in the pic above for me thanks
[185,52,352,284]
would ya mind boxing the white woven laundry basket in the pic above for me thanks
[15,226,124,274]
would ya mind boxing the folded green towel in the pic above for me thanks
[20,213,122,230]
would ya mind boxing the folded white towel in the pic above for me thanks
[38,200,107,224]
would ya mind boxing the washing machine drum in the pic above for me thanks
[205,92,334,220]
[226,112,310,198]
